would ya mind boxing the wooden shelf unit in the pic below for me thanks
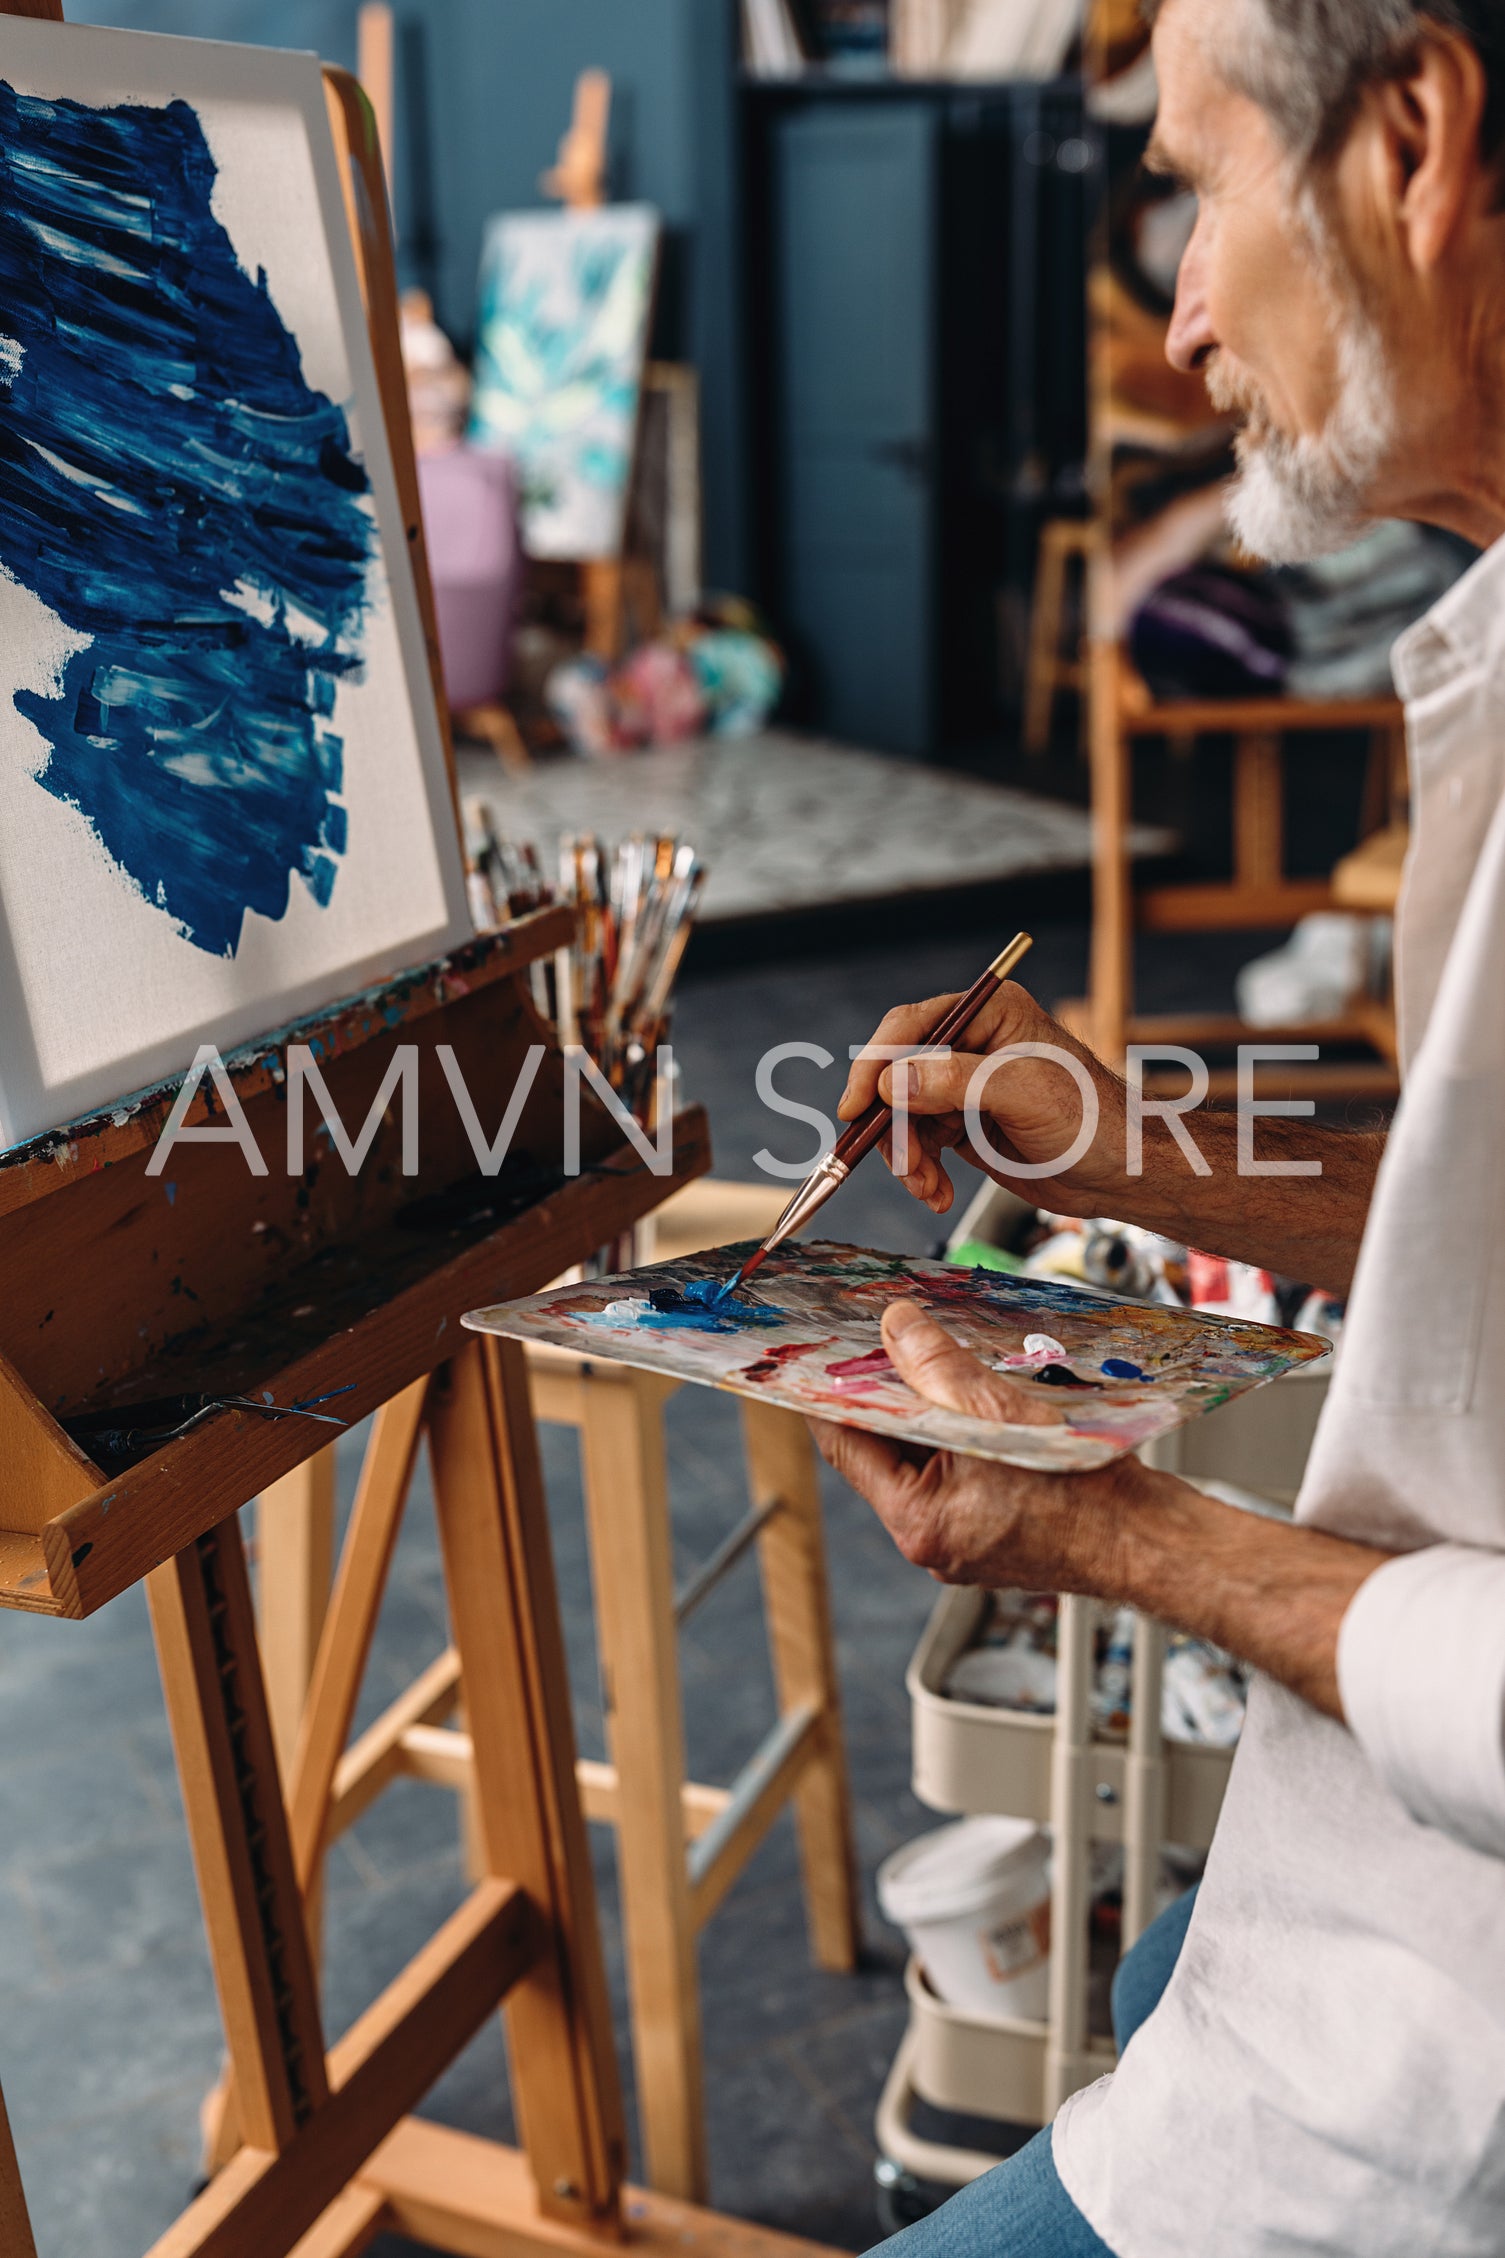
[1065,647,1407,1099]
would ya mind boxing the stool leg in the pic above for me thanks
[740,1401,861,1974]
[577,1368,707,2202]
[1045,1595,1096,2115]
[1123,1614,1168,1952]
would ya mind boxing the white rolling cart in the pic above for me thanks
[873,1358,1331,2223]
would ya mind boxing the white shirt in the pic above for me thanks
[1053,531,1505,2256]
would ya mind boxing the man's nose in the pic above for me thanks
[1166,232,1218,373]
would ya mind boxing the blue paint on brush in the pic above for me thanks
[0,82,374,957]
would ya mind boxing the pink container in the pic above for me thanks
[417,444,522,711]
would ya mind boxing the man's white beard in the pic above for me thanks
[1206,243,1397,566]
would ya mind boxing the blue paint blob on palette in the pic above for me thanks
[0,81,373,957]
[467,1243,1334,1474]
[599,1279,787,1337]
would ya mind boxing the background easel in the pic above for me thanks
[541,68,650,663]
[0,16,836,2258]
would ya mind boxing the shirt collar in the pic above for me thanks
[1391,529,1505,701]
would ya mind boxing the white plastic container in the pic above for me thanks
[878,1817,1052,2023]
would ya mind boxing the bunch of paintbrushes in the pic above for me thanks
[558,832,705,1121]
[463,799,705,1126]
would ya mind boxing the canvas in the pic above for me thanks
[0,19,471,1154]
[467,1242,1331,1473]
[468,204,661,563]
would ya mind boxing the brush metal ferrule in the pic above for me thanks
[766,1153,851,1252]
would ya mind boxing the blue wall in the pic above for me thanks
[52,0,749,588]
[393,0,747,591]
[61,1,358,66]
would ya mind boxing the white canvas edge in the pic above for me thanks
[0,18,471,1154]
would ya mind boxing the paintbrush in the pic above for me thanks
[728,932,1035,1293]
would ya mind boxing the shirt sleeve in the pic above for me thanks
[1337,1544,1505,1859]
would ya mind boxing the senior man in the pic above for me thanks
[827,2,1505,2251]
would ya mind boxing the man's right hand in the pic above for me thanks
[839,982,1129,1220]
[838,978,1382,1296]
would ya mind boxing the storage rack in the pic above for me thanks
[874,1362,1331,2199]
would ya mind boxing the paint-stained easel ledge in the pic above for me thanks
[0,907,572,1220]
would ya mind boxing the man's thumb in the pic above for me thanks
[882,1302,1061,1427]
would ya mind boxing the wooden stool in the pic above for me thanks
[1329,817,1409,1070]
[1024,519,1096,758]
[257,1180,861,2206]
[1059,639,1408,1099]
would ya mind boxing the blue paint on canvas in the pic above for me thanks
[0,81,374,958]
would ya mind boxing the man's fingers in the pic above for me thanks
[881,1125,956,1213]
[879,1050,989,1118]
[882,1302,1062,1427]
[810,1416,909,1498]
[838,995,966,1120]
[809,1417,951,1568]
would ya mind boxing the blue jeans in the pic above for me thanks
[870,1888,1200,2258]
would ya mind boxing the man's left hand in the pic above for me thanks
[810,1301,1175,1598]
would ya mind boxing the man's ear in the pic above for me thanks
[1376,25,1491,272]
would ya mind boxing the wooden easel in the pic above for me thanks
[0,17,835,2258]
[250,1180,862,2207]
[539,69,646,664]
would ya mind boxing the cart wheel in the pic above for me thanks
[874,2157,936,2237]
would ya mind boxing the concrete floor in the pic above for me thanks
[0,913,1286,2258]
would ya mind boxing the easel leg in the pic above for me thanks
[428,1338,626,2226]
[583,561,628,661]
[258,1446,338,1978]
[575,1365,707,2202]
[206,1387,429,2174]
[149,1521,330,2154]
[0,2081,38,2258]
[740,1403,860,1974]
[258,1450,337,1786]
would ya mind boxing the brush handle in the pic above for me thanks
[831,935,1033,1173]
[736,933,1034,1286]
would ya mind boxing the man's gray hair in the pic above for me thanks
[1146,0,1505,175]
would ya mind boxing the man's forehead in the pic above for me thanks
[1148,0,1261,187]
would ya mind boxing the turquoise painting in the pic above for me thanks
[469,204,660,562]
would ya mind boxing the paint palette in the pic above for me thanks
[465,1243,1332,1472]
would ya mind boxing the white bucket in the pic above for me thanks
[877,1816,1052,2022]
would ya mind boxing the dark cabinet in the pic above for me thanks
[772,103,939,756]
[747,79,1091,760]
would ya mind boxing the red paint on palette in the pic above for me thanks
[826,1348,896,1392]
[740,1337,835,1384]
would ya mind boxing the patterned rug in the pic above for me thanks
[458,731,1170,924]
